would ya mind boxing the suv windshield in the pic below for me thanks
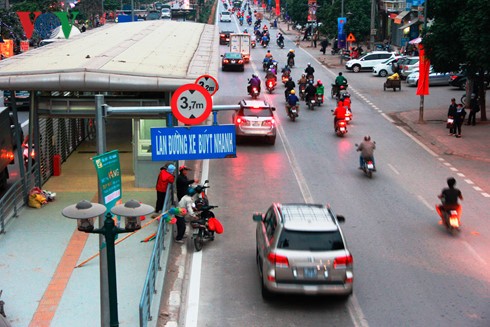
[241,108,272,117]
[277,230,345,251]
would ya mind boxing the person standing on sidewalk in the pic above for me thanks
[177,165,198,201]
[454,104,466,138]
[320,38,329,54]
[152,164,176,218]
[447,98,457,135]
[467,93,479,126]
[312,29,319,47]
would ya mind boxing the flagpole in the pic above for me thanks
[418,0,428,123]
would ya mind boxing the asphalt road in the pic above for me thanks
[179,4,489,327]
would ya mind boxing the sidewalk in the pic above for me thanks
[0,137,171,327]
[275,17,490,193]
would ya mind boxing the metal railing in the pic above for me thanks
[0,166,38,234]
[139,184,174,326]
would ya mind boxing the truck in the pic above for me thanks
[229,33,251,63]
[0,107,15,190]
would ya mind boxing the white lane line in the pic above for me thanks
[185,250,202,327]
[185,159,209,327]
[438,158,445,161]
[465,179,474,185]
[387,163,400,175]
[443,162,451,166]
[395,125,437,156]
[449,167,458,172]
[462,241,488,265]
[482,193,490,198]
[457,172,465,177]
[473,186,483,192]
[381,113,395,123]
[417,195,434,211]
[347,294,370,327]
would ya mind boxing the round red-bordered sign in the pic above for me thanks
[195,74,219,96]
[171,84,213,125]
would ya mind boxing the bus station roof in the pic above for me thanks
[0,20,219,92]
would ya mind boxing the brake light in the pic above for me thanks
[238,60,243,64]
[236,117,242,124]
[450,76,458,80]
[339,121,346,126]
[334,255,353,269]
[262,119,275,126]
[223,59,229,64]
[267,252,289,267]
[220,34,225,37]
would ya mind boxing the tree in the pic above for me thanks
[424,0,489,120]
[283,0,308,26]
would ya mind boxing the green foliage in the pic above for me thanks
[284,0,308,25]
[104,0,121,11]
[316,0,371,42]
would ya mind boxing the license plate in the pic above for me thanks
[253,121,260,126]
[367,163,374,169]
[231,60,236,63]
[291,109,297,114]
[450,216,459,228]
[304,267,317,278]
[340,127,346,132]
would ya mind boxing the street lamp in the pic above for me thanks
[62,200,154,327]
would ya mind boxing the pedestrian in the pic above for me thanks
[320,38,328,54]
[177,165,198,201]
[447,98,457,136]
[391,58,400,74]
[302,27,309,41]
[152,164,176,218]
[454,103,466,138]
[312,29,319,47]
[466,93,479,126]
[174,187,198,243]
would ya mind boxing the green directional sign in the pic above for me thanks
[92,150,122,213]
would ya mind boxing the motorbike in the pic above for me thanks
[277,39,284,49]
[191,204,219,251]
[239,19,243,26]
[332,112,348,136]
[261,39,269,48]
[306,74,314,83]
[344,108,353,123]
[0,290,6,319]
[266,79,276,94]
[23,143,35,170]
[193,179,210,206]
[355,147,375,178]
[263,60,269,71]
[331,47,340,55]
[436,203,461,234]
[287,57,295,67]
[248,85,260,99]
[315,94,324,106]
[306,95,316,110]
[287,105,299,122]
[331,83,349,100]
[281,72,290,85]
[247,20,252,26]
[298,84,306,100]
[251,38,256,48]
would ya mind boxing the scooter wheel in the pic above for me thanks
[194,231,204,251]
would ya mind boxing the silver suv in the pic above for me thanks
[233,100,276,145]
[252,203,353,299]
[345,51,395,72]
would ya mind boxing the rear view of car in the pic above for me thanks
[220,11,232,22]
[161,8,171,19]
[221,52,244,72]
[253,203,353,299]
[399,57,420,80]
[234,100,276,145]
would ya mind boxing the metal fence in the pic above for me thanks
[139,184,174,327]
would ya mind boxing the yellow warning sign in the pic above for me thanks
[346,33,356,42]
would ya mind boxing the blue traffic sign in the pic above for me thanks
[151,125,236,160]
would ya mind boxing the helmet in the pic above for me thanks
[267,49,270,53]
[187,187,197,196]
[364,135,371,141]
[290,89,296,94]
[344,92,350,98]
[307,63,311,66]
[195,198,206,210]
[252,74,257,78]
[289,49,294,53]
[317,79,322,84]
[167,164,176,174]
[447,177,456,188]
[302,74,306,77]
[244,29,248,33]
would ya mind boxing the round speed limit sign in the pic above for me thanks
[195,74,219,96]
[171,84,213,125]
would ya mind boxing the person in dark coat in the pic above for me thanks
[454,104,466,138]
[320,39,329,54]
[466,93,479,126]
[176,165,198,201]
[447,98,457,135]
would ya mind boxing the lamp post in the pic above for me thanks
[62,200,154,327]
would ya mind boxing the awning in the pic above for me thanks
[394,11,410,24]
[399,18,420,30]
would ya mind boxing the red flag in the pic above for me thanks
[276,0,280,16]
[416,44,430,96]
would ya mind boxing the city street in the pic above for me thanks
[169,3,490,327]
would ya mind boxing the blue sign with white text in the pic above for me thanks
[151,125,236,161]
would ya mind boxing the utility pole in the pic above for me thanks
[370,0,375,50]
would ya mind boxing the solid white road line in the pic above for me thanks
[387,163,400,175]
[462,241,488,265]
[418,195,434,211]
[395,125,438,157]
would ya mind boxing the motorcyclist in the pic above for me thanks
[248,74,261,94]
[436,177,463,224]
[239,16,244,24]
[286,89,300,115]
[261,34,269,46]
[315,80,325,103]
[281,65,291,76]
[284,76,296,100]
[265,49,273,59]
[356,135,376,171]
[297,74,308,97]
[175,187,198,243]
[305,81,316,103]
[333,101,347,130]
[265,68,277,84]
[335,72,348,86]
[305,63,315,80]
[277,33,284,45]
[287,49,295,66]
[246,15,252,24]
[343,92,351,109]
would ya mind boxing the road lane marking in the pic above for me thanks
[457,172,465,177]
[473,186,482,192]
[462,241,487,265]
[443,162,451,166]
[387,163,400,175]
[449,167,458,171]
[418,195,434,211]
[394,125,438,156]
[348,294,370,327]
[465,179,474,185]
[482,193,490,198]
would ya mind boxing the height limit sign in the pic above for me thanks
[171,84,213,125]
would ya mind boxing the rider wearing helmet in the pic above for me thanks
[287,49,295,66]
[265,68,277,83]
[286,89,300,115]
[248,74,261,94]
[436,177,463,224]
[356,136,376,171]
[315,80,325,96]
[284,76,296,100]
[343,91,351,109]
[305,80,317,102]
[305,63,315,79]
[333,100,347,130]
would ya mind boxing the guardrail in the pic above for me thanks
[0,166,38,234]
[139,184,173,327]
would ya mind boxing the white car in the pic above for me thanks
[220,11,232,22]
[161,8,171,19]
[345,51,395,73]
[372,56,405,77]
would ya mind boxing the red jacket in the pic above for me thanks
[334,105,346,119]
[156,170,175,192]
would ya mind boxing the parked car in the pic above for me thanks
[220,11,232,22]
[161,8,171,19]
[399,57,420,80]
[219,30,234,45]
[406,68,450,87]
[253,203,352,299]
[449,71,490,90]
[221,52,244,72]
[233,100,276,145]
[345,51,395,73]
[146,10,160,20]
[372,56,407,77]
